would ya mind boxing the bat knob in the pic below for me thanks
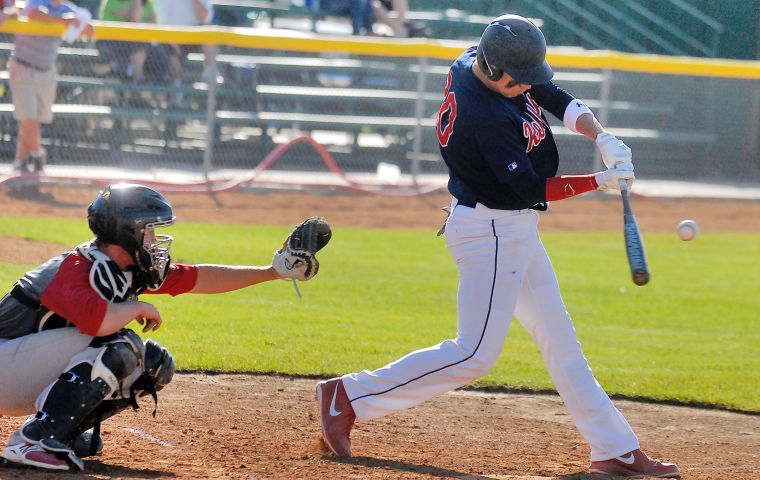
[632,270,650,286]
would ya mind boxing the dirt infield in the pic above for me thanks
[1,185,759,479]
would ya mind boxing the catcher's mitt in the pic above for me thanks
[272,217,332,281]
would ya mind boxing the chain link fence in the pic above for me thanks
[0,21,759,190]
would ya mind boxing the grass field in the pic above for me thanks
[1,216,758,413]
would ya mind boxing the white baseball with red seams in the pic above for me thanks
[677,219,699,241]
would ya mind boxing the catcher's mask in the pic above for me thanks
[87,183,175,289]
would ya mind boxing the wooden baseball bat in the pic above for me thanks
[620,186,650,286]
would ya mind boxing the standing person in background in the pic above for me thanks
[153,0,213,107]
[9,0,93,173]
[316,14,680,479]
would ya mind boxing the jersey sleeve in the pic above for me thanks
[146,263,199,296]
[40,253,108,337]
[528,82,575,121]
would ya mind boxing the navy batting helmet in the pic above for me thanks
[476,14,553,85]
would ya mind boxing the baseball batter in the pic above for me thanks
[0,183,324,472]
[317,15,680,478]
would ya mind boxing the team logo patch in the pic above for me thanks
[508,161,518,171]
[522,93,548,153]
[90,258,133,302]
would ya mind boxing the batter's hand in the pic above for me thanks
[595,163,634,191]
[596,132,632,169]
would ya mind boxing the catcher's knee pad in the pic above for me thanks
[86,329,145,392]
[22,330,145,449]
[76,339,175,438]
[143,339,175,391]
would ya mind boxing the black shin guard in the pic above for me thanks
[22,362,111,444]
[20,363,109,471]
[21,330,143,469]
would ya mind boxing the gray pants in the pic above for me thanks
[0,327,93,417]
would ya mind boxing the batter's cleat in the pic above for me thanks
[316,377,355,457]
[589,448,680,478]
[0,442,69,471]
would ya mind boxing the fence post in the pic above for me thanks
[411,55,428,185]
[752,87,760,174]
[592,68,613,171]
[203,44,219,180]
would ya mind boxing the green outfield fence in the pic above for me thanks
[0,17,759,191]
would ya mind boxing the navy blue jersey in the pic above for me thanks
[437,47,577,210]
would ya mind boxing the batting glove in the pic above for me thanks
[595,163,634,191]
[596,132,632,169]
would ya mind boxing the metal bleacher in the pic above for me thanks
[0,0,749,183]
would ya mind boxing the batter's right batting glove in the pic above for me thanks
[272,217,332,281]
[596,132,632,169]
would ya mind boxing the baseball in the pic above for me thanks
[677,219,699,241]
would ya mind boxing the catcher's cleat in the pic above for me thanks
[0,442,70,471]
[589,448,680,478]
[316,377,355,457]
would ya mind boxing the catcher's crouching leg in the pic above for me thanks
[19,329,145,470]
[73,338,176,457]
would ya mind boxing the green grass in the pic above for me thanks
[1,217,758,413]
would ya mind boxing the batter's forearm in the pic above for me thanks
[574,112,606,141]
[544,174,598,201]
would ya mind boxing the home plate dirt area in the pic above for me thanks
[0,186,758,479]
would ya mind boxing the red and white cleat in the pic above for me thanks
[590,448,680,478]
[316,377,356,457]
[1,442,70,471]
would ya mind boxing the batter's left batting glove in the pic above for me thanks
[595,163,635,191]
[596,132,632,169]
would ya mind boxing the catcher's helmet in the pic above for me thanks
[476,14,553,84]
[88,183,175,288]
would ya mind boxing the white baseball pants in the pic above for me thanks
[343,200,640,461]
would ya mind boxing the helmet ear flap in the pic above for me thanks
[476,40,503,82]
[88,192,117,244]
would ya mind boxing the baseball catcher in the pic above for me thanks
[0,183,323,472]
